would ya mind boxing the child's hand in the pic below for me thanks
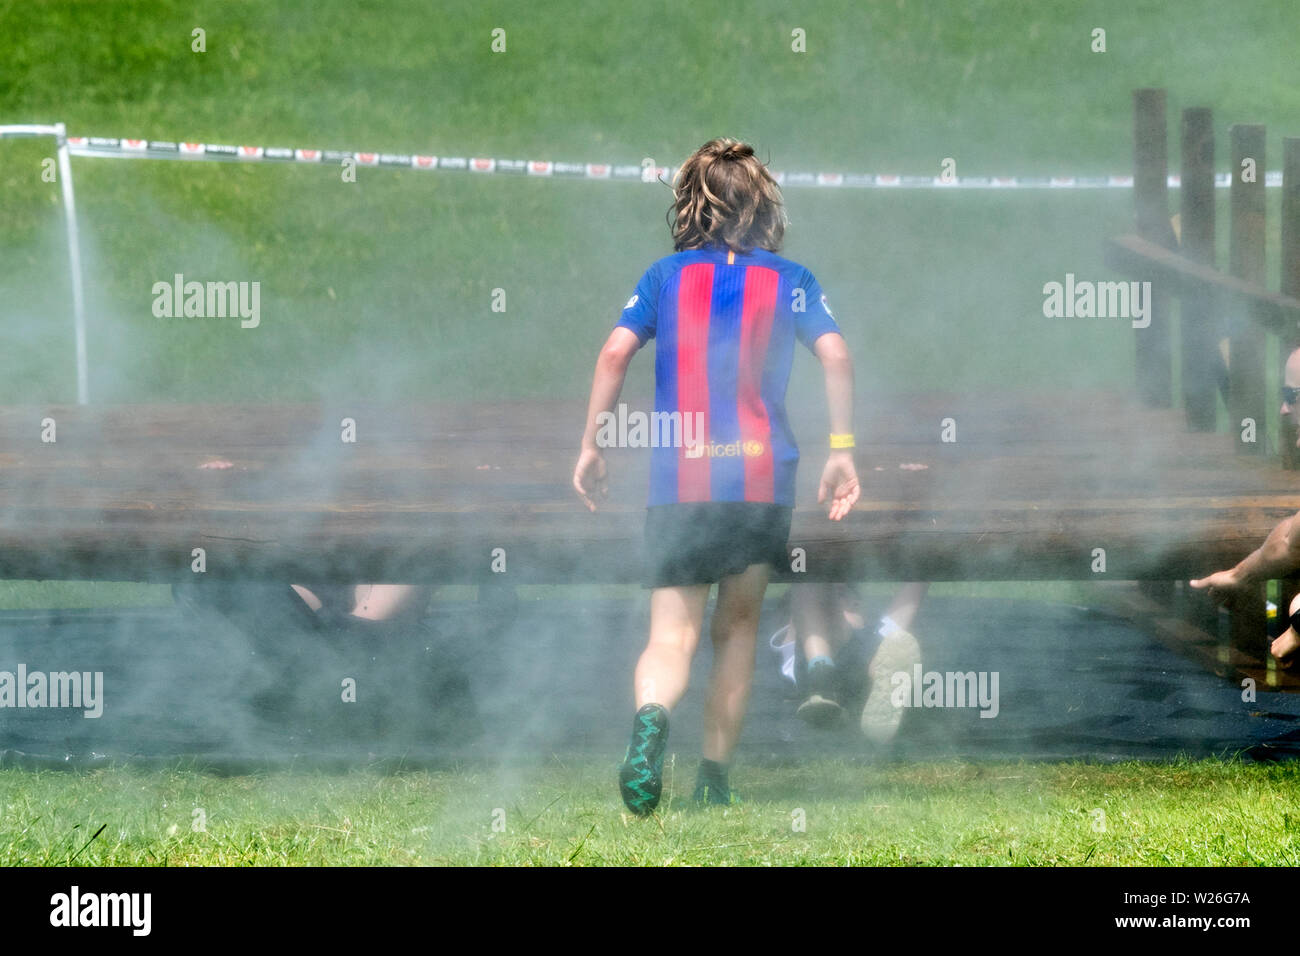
[818,451,860,521]
[573,446,609,512]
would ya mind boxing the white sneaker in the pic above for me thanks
[861,618,921,744]
[769,624,797,685]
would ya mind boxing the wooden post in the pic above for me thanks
[1228,124,1266,455]
[1284,138,1300,302]
[1133,89,1175,408]
[1272,576,1300,687]
[1229,581,1268,665]
[1283,138,1300,467]
[1179,107,1217,431]
[1273,578,1299,637]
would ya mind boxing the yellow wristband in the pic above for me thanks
[829,433,855,449]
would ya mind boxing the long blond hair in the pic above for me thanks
[668,138,786,254]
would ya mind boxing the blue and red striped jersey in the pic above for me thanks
[615,244,841,507]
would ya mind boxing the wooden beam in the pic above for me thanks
[0,500,1293,583]
[1104,234,1300,334]
[3,398,1297,584]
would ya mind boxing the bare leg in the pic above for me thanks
[290,584,322,612]
[350,584,429,622]
[1273,593,1300,665]
[635,584,711,711]
[883,582,929,634]
[788,583,851,726]
[702,563,769,763]
[792,582,848,661]
[862,582,926,743]
[287,587,428,624]
[289,584,430,623]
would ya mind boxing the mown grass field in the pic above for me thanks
[3,0,1299,404]
[2,759,1297,866]
[3,1,1300,867]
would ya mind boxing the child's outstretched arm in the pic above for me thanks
[813,332,860,521]
[573,327,642,511]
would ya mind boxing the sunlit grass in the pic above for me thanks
[1,758,1296,866]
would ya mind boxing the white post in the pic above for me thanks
[0,122,90,404]
[54,123,89,404]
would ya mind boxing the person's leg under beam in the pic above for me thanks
[702,562,769,763]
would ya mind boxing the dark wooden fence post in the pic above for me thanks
[1267,142,1300,661]
[1230,585,1268,665]
[1276,578,1300,684]
[1226,125,1270,656]
[1133,89,1175,408]
[1284,138,1300,302]
[1282,138,1300,467]
[1179,107,1218,431]
[1228,124,1266,455]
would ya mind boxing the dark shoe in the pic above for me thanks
[796,693,843,727]
[693,759,739,807]
[618,704,669,815]
[692,780,740,807]
[796,660,842,727]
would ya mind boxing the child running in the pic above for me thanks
[573,137,859,815]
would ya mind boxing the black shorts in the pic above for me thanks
[643,502,792,588]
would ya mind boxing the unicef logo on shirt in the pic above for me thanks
[684,439,766,459]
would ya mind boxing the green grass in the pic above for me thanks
[0,581,172,609]
[2,758,1297,865]
[1,6,1297,869]
[3,0,1299,403]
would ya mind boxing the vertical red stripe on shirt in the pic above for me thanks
[676,263,714,502]
[738,266,778,502]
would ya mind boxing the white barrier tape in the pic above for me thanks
[0,123,64,138]
[55,134,1288,189]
